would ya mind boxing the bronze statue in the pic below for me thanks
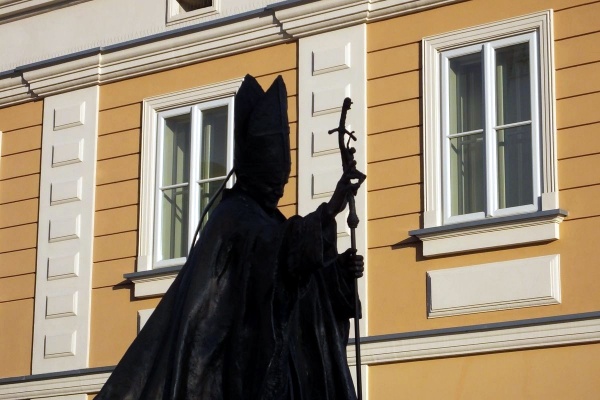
[96,75,365,399]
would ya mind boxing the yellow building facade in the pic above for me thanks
[1,0,599,398]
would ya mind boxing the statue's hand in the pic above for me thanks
[338,248,364,279]
[327,162,366,217]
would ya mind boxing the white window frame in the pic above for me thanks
[138,78,243,274]
[413,11,565,256]
[440,33,541,225]
[153,97,234,269]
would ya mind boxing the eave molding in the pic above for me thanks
[0,370,110,400]
[2,314,599,398]
[0,0,458,108]
[0,0,91,24]
[348,314,600,366]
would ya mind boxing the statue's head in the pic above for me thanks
[233,75,291,210]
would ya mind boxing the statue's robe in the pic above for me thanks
[96,186,358,400]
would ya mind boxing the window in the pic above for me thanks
[137,78,242,276]
[441,33,539,225]
[412,11,566,256]
[176,0,213,12]
[167,0,219,24]
[154,99,232,268]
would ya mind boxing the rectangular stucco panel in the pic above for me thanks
[368,216,600,336]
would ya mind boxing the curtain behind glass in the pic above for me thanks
[160,113,191,261]
[496,43,533,209]
[449,52,485,216]
[199,105,229,221]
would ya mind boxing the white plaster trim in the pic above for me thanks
[275,0,369,38]
[131,273,177,298]
[0,372,110,400]
[33,86,99,374]
[2,316,599,398]
[137,78,241,285]
[427,254,561,318]
[0,0,459,107]
[0,73,29,105]
[137,308,155,332]
[421,10,557,229]
[417,212,565,257]
[297,24,368,339]
[347,317,600,366]
[0,0,90,22]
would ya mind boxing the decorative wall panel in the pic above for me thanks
[32,86,98,373]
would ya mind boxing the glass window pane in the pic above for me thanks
[161,186,189,260]
[162,113,191,186]
[449,52,483,134]
[496,43,530,125]
[497,125,533,209]
[177,0,212,11]
[199,179,224,223]
[450,133,485,216]
[200,106,229,180]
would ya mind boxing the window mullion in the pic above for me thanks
[484,42,497,217]
[154,115,166,264]
[441,53,452,223]
[188,106,201,253]
[529,34,542,205]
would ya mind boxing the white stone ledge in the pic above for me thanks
[2,314,599,398]
[348,313,600,366]
[410,209,567,257]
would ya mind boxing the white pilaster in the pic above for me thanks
[298,24,367,397]
[32,86,99,373]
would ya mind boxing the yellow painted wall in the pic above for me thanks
[366,0,600,335]
[0,100,43,378]
[370,342,600,400]
[90,42,298,367]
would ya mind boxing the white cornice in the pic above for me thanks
[275,0,369,38]
[1,315,598,398]
[22,54,101,99]
[0,73,29,104]
[0,0,458,108]
[0,0,90,23]
[0,371,110,400]
[347,315,600,366]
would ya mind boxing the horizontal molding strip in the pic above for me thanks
[347,312,600,366]
[0,367,111,400]
[2,313,599,398]
[0,0,456,107]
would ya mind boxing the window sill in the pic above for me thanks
[409,209,568,257]
[124,265,182,298]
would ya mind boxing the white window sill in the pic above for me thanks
[409,209,568,257]
[124,265,182,298]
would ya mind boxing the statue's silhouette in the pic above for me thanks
[96,75,364,399]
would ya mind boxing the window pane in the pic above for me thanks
[162,113,191,186]
[200,106,229,180]
[497,125,533,209]
[161,186,189,260]
[177,0,212,11]
[496,43,530,125]
[450,133,485,216]
[199,179,224,222]
[449,52,483,134]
